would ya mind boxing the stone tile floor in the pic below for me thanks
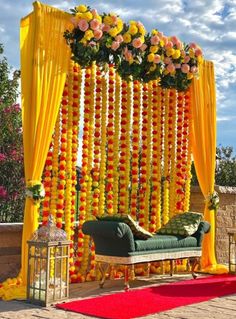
[0,274,236,319]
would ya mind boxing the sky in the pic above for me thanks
[0,0,236,151]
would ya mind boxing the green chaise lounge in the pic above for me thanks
[82,212,210,290]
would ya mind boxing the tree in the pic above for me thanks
[0,44,24,222]
[191,145,236,187]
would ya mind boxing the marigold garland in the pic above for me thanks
[130,80,141,220]
[112,72,121,215]
[106,65,115,215]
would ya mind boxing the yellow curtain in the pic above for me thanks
[190,60,228,274]
[0,1,71,300]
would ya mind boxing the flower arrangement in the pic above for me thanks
[64,4,204,90]
[25,180,45,204]
[206,191,220,211]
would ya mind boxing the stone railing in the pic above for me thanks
[1,186,236,281]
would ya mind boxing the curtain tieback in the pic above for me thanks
[25,180,45,204]
[204,191,219,211]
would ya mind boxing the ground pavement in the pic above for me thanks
[0,274,236,319]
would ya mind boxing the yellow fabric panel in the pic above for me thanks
[190,60,227,274]
[0,2,71,300]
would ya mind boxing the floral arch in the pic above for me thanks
[0,1,227,300]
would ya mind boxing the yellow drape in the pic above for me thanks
[190,60,228,274]
[0,1,71,300]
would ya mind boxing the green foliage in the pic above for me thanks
[191,145,236,187]
[0,44,24,222]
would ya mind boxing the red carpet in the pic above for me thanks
[57,274,236,319]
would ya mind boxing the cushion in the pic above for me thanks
[157,212,203,237]
[97,214,153,240]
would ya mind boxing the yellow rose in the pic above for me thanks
[163,69,169,75]
[82,11,93,21]
[84,30,94,41]
[139,26,146,36]
[123,33,132,43]
[147,53,155,62]
[159,40,164,47]
[187,73,193,79]
[109,27,119,37]
[150,45,158,54]
[129,20,136,25]
[151,29,158,35]
[129,25,138,35]
[140,35,145,43]
[76,5,87,13]
[117,18,123,32]
[172,49,181,59]
[103,15,113,26]
[95,15,102,23]
[166,48,175,57]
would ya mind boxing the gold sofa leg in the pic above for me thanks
[98,262,110,288]
[189,257,200,279]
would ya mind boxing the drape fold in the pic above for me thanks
[190,60,228,274]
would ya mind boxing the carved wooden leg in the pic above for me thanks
[98,262,110,288]
[124,265,130,291]
[189,257,200,279]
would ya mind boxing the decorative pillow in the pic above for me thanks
[97,214,153,240]
[157,212,203,237]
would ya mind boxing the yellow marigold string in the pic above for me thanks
[143,81,153,230]
[162,88,170,224]
[119,80,128,215]
[130,80,141,220]
[125,81,132,214]
[168,88,177,218]
[106,65,115,215]
[150,80,160,232]
[139,82,148,227]
[98,73,108,216]
[113,72,121,215]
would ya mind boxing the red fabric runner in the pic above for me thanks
[57,274,236,319]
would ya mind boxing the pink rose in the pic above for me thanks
[78,19,89,32]
[88,41,96,47]
[171,36,179,45]
[91,9,98,17]
[151,35,160,45]
[195,48,202,57]
[158,31,163,38]
[162,36,168,45]
[137,21,144,28]
[132,37,143,48]
[164,57,172,64]
[184,56,190,63]
[111,41,120,51]
[189,42,197,49]
[165,41,173,49]
[154,54,161,64]
[167,63,175,73]
[140,43,147,52]
[181,50,186,58]
[181,64,190,73]
[90,19,100,30]
[124,47,133,62]
[191,66,198,73]
[94,29,103,40]
[102,24,110,32]
[115,35,123,43]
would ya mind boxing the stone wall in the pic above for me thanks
[0,224,22,282]
[190,185,236,265]
[0,186,236,281]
